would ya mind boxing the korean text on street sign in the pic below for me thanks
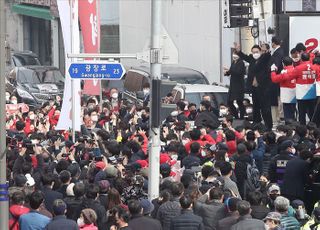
[68,62,126,80]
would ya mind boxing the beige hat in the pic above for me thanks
[82,208,97,224]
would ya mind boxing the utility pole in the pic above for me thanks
[148,0,162,200]
[0,0,9,228]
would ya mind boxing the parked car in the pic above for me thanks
[10,51,41,67]
[121,65,209,93]
[171,84,229,108]
[6,66,64,108]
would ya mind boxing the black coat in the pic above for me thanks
[42,186,63,213]
[81,198,108,230]
[226,59,246,101]
[237,51,271,93]
[269,47,285,106]
[268,152,295,184]
[195,110,219,129]
[44,215,79,230]
[170,209,204,230]
[64,196,83,221]
[129,214,162,230]
[157,198,181,230]
[282,157,310,199]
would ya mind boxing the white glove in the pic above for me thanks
[271,64,278,72]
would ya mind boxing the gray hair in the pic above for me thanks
[274,196,290,213]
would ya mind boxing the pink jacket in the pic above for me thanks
[80,224,98,230]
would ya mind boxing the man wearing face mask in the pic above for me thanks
[88,110,102,130]
[224,51,246,119]
[268,140,296,186]
[235,43,273,130]
[291,48,301,67]
[10,95,18,105]
[109,88,120,112]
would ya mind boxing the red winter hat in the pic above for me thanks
[136,160,149,168]
[95,161,106,170]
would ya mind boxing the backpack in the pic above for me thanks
[245,159,261,193]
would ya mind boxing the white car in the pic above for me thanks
[171,83,229,108]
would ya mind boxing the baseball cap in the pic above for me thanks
[263,212,282,222]
[291,200,305,209]
[95,161,106,170]
[268,184,280,194]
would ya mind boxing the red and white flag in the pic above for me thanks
[79,0,101,95]
[56,0,82,132]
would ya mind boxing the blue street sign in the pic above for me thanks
[68,62,125,80]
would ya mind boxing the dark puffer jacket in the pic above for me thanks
[170,209,204,230]
[194,194,226,230]
[157,197,181,230]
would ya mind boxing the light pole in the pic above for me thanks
[0,0,9,228]
[148,0,162,200]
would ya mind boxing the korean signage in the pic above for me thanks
[69,62,125,80]
[289,16,320,53]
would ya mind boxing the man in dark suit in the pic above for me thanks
[235,43,273,130]
[270,36,285,125]
[41,173,63,213]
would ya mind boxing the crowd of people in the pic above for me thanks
[4,37,320,230]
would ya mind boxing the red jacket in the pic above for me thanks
[271,66,296,88]
[9,205,30,230]
[185,134,216,153]
[278,61,316,100]
[313,64,320,96]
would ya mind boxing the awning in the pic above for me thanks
[11,4,54,21]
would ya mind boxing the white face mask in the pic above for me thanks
[201,150,206,157]
[77,217,85,227]
[137,111,142,117]
[11,100,17,104]
[225,156,230,162]
[246,108,253,114]
[91,115,98,122]
[111,93,118,99]
[143,89,150,95]
[171,154,178,161]
[291,148,296,155]
[220,109,228,116]
[29,114,35,120]
[232,54,239,61]
[252,53,261,60]
[5,95,10,101]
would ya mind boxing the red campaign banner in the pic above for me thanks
[79,0,101,95]
[6,103,29,115]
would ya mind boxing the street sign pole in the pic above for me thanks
[70,1,76,143]
[148,0,162,200]
[0,0,9,228]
